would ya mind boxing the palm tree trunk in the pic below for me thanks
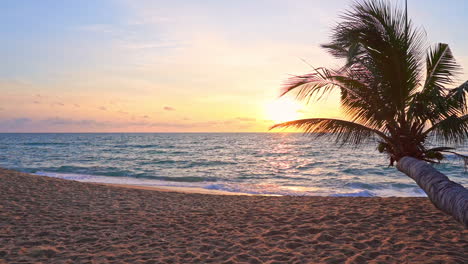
[397,156,468,228]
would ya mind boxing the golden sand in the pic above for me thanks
[1,168,467,263]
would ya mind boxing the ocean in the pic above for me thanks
[1,133,467,197]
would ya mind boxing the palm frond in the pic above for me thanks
[423,114,468,144]
[270,118,388,145]
[322,0,425,111]
[409,45,462,124]
[426,147,455,152]
[446,81,468,114]
[423,43,461,92]
[443,150,468,171]
[281,67,363,102]
[408,90,454,125]
[282,66,396,132]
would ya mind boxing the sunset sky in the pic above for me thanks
[1,0,468,132]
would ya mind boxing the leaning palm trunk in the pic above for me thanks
[397,157,468,227]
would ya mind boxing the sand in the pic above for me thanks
[0,168,467,264]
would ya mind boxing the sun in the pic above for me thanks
[264,97,303,124]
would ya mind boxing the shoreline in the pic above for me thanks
[1,168,467,263]
[99,183,255,196]
[32,171,429,197]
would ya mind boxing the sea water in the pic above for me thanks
[1,133,466,197]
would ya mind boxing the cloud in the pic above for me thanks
[42,118,102,126]
[163,106,175,111]
[98,106,107,111]
[0,117,112,132]
[0,79,31,89]
[0,118,32,129]
[0,116,267,132]
[236,117,256,122]
[121,41,179,50]
[75,24,116,34]
[12,118,32,124]
[0,117,191,131]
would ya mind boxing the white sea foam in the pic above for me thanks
[35,171,428,197]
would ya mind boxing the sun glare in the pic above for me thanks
[265,97,303,124]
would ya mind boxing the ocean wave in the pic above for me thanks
[205,146,225,150]
[23,142,70,146]
[331,190,376,197]
[184,160,237,167]
[139,160,236,167]
[160,176,217,182]
[296,162,325,170]
[345,182,382,190]
[113,144,176,149]
[142,160,237,168]
[390,183,418,189]
[152,160,178,165]
[130,144,160,149]
[35,172,214,190]
[38,166,135,177]
[35,171,218,183]
[32,171,428,197]
[341,168,366,175]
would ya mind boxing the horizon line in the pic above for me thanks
[0,131,305,134]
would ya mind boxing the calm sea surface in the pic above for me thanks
[1,133,467,197]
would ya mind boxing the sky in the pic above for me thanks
[1,0,468,132]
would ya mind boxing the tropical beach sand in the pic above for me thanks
[1,168,467,264]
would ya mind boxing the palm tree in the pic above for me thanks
[271,0,468,227]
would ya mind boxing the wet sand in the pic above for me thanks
[1,168,467,263]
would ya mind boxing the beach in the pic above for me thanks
[1,168,467,264]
